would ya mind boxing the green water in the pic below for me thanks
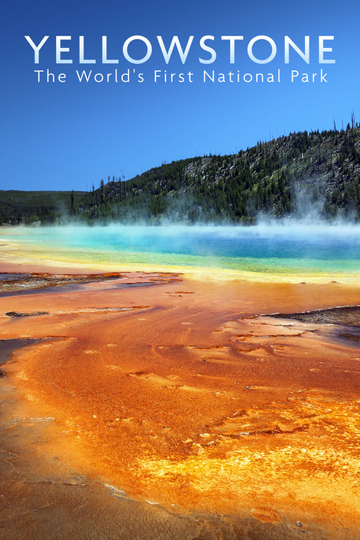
[1,223,360,276]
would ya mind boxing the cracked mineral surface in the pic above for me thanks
[1,267,360,539]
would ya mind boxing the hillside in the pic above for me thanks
[71,123,360,224]
[2,124,360,225]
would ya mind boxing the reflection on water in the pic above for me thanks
[2,223,360,275]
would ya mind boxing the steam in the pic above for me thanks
[292,177,326,221]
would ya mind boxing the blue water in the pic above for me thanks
[2,223,360,275]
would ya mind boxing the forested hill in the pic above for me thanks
[2,124,360,225]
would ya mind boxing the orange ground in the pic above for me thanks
[1,265,360,539]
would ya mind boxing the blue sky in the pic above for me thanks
[0,0,359,191]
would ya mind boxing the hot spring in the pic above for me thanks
[1,223,360,278]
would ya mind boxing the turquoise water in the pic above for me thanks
[2,223,360,275]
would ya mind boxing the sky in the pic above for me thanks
[0,0,359,192]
